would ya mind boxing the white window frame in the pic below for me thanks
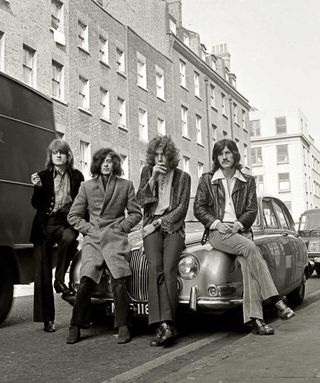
[251,147,262,165]
[212,124,217,143]
[179,60,186,88]
[138,108,148,142]
[0,31,5,71]
[78,20,88,51]
[242,110,247,130]
[169,19,176,35]
[51,0,64,32]
[277,144,289,164]
[182,156,190,174]
[243,144,248,167]
[233,102,238,124]
[121,154,129,179]
[196,115,202,145]
[210,85,216,108]
[181,105,188,138]
[275,116,287,134]
[155,65,165,99]
[194,72,200,97]
[78,76,90,110]
[80,140,91,180]
[99,35,109,65]
[52,60,64,100]
[221,93,226,115]
[183,33,190,47]
[250,120,261,137]
[23,45,36,87]
[116,47,125,73]
[255,175,264,193]
[278,173,290,192]
[100,87,110,121]
[157,117,166,135]
[118,97,126,128]
[137,52,147,89]
[197,162,204,178]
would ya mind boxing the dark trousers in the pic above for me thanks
[33,214,77,323]
[70,275,130,328]
[143,229,184,326]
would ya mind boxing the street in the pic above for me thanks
[1,274,320,383]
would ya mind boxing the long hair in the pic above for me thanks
[90,148,123,177]
[212,139,242,173]
[145,135,179,169]
[45,139,74,171]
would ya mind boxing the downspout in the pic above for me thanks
[229,96,234,139]
[204,77,212,170]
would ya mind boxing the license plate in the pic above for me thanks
[106,301,149,316]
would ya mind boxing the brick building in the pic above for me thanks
[0,0,251,192]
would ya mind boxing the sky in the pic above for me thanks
[182,0,320,146]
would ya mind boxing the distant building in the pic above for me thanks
[0,0,251,191]
[250,108,320,222]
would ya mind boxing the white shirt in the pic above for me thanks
[154,169,174,216]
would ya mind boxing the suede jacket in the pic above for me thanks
[193,170,258,233]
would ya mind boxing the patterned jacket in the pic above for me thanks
[137,166,191,235]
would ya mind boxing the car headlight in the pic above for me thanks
[308,240,320,252]
[178,254,200,280]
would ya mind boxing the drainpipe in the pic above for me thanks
[229,96,234,139]
[204,77,212,169]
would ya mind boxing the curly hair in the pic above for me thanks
[90,148,123,177]
[212,139,242,173]
[145,135,179,169]
[45,139,74,171]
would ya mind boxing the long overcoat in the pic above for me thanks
[67,174,142,282]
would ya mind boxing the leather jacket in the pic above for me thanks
[193,170,258,233]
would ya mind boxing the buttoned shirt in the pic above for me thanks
[154,169,174,216]
[52,169,72,213]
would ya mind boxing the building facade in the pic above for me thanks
[250,108,320,222]
[0,0,251,192]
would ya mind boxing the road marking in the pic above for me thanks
[102,332,229,383]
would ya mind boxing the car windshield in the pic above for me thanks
[299,211,320,231]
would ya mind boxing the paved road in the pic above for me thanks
[1,274,320,383]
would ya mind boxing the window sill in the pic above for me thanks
[222,113,229,120]
[78,107,92,116]
[78,46,90,56]
[279,190,291,193]
[277,161,289,165]
[243,127,249,133]
[100,117,111,124]
[117,70,127,79]
[182,135,191,141]
[99,60,110,69]
[211,106,218,112]
[118,124,128,132]
[156,96,166,102]
[51,96,68,106]
[180,84,188,92]
[234,122,240,127]
[137,84,148,92]
[197,142,204,148]
[252,163,263,167]
[195,95,202,101]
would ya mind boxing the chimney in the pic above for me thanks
[212,43,231,71]
[167,0,182,27]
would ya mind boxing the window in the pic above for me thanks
[251,147,262,165]
[169,19,176,35]
[262,199,278,229]
[52,60,64,100]
[116,48,125,73]
[179,60,186,88]
[157,117,166,135]
[117,97,126,128]
[273,201,290,229]
[196,115,202,145]
[276,116,287,134]
[212,124,217,143]
[78,20,88,51]
[80,141,91,180]
[121,154,129,179]
[155,65,164,99]
[211,56,216,71]
[99,36,108,65]
[183,33,190,47]
[181,106,188,137]
[250,120,261,137]
[0,31,5,71]
[255,175,264,193]
[242,110,247,130]
[278,173,290,192]
[138,108,148,142]
[182,156,190,174]
[137,52,147,89]
[23,45,36,86]
[210,85,216,108]
[277,144,289,164]
[51,0,63,32]
[197,162,204,178]
[243,144,248,167]
[221,93,226,115]
[100,87,110,121]
[233,103,238,124]
[194,72,200,97]
[78,76,89,110]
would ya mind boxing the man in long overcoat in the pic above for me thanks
[66,148,142,344]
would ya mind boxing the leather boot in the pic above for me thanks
[66,325,80,344]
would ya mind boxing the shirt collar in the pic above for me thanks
[211,168,247,183]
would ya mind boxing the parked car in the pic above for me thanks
[298,208,320,275]
[63,195,309,318]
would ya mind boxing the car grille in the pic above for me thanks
[128,248,148,301]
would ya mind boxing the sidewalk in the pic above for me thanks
[157,294,320,383]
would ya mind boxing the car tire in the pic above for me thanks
[0,257,14,323]
[286,276,306,306]
[315,264,320,276]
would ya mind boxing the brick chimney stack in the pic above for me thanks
[166,0,182,27]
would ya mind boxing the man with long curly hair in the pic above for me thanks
[66,148,141,344]
[194,138,295,335]
[30,139,84,333]
[137,135,191,346]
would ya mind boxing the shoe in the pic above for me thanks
[66,325,80,344]
[275,300,296,320]
[251,319,274,335]
[54,280,72,296]
[44,321,55,333]
[150,327,162,347]
[158,322,175,345]
[117,326,131,344]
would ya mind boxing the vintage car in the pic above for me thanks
[298,208,320,275]
[63,195,309,318]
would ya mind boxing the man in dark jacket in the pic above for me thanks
[30,139,84,333]
[194,139,295,335]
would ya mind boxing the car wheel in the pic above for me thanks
[0,257,14,323]
[315,264,320,276]
[286,276,306,306]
